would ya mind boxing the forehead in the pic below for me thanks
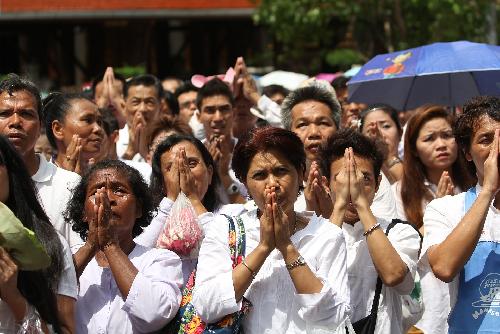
[87,167,131,188]
[249,149,292,169]
[178,91,197,100]
[68,99,99,115]
[330,154,375,175]
[127,85,158,99]
[200,95,231,109]
[418,117,451,133]
[472,115,500,138]
[162,141,201,158]
[291,100,333,121]
[364,109,392,122]
[0,90,38,111]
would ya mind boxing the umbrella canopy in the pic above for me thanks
[347,41,500,110]
[259,70,309,91]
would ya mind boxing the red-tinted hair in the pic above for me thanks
[232,126,306,183]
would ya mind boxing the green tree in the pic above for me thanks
[253,0,497,73]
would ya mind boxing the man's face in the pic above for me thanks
[0,90,40,156]
[329,154,379,224]
[290,100,337,162]
[177,91,198,124]
[198,95,233,138]
[124,85,160,125]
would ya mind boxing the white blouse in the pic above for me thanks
[192,208,351,334]
[343,218,420,334]
[75,244,183,334]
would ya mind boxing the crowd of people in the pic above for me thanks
[0,55,499,334]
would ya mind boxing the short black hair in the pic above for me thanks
[319,128,384,184]
[331,76,349,91]
[163,90,180,115]
[174,82,199,99]
[150,134,221,211]
[65,160,154,240]
[91,71,126,99]
[124,74,163,100]
[455,96,500,153]
[0,74,42,120]
[41,92,94,149]
[195,78,234,111]
[100,107,119,136]
[262,85,289,99]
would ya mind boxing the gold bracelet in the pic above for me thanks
[363,222,381,237]
[242,259,257,279]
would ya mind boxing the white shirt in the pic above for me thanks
[343,218,420,334]
[117,124,129,159]
[295,173,397,222]
[32,154,83,248]
[121,159,152,184]
[0,233,77,333]
[421,184,500,323]
[392,180,453,334]
[75,244,183,334]
[192,209,351,333]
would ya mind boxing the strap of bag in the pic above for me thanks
[464,186,478,214]
[368,218,423,317]
[221,214,246,268]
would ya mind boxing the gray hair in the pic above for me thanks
[281,82,341,130]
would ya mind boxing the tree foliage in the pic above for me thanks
[253,0,497,73]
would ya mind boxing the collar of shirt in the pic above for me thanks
[31,154,56,183]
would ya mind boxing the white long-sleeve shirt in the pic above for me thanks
[192,209,351,333]
[75,244,183,334]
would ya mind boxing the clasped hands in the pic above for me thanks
[304,161,333,218]
[258,185,295,255]
[164,147,199,203]
[62,134,95,174]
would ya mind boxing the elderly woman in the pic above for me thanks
[66,160,183,333]
[192,127,350,333]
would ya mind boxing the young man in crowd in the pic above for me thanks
[196,78,246,203]
[322,128,420,333]
[0,74,82,247]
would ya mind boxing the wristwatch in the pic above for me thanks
[285,255,306,270]
[226,182,239,195]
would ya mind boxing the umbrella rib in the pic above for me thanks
[402,76,417,110]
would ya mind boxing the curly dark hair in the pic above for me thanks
[319,128,384,185]
[65,160,154,240]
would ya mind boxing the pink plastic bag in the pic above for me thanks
[156,192,203,258]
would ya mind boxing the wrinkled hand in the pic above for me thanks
[233,57,260,104]
[61,134,83,174]
[95,180,118,250]
[0,247,19,295]
[269,187,293,253]
[436,170,454,198]
[259,186,276,253]
[483,129,500,195]
[304,161,333,217]
[164,149,181,201]
[127,111,147,159]
[347,147,369,208]
[179,147,199,201]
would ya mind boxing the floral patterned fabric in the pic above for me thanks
[166,214,251,334]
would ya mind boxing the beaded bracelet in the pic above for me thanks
[363,222,381,237]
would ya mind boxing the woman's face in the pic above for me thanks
[466,115,500,183]
[416,117,457,172]
[60,99,104,158]
[246,149,303,214]
[84,167,141,239]
[362,109,401,155]
[0,165,9,203]
[160,141,213,200]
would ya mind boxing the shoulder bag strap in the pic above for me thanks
[221,214,246,268]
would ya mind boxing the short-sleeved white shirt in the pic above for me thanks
[421,184,500,320]
[343,218,420,334]
[32,155,83,248]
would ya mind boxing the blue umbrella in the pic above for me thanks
[347,41,500,110]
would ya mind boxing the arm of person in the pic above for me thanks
[134,198,174,247]
[357,203,417,288]
[56,295,75,334]
[427,190,492,282]
[121,248,183,332]
[56,234,77,334]
[192,214,263,323]
[292,223,351,329]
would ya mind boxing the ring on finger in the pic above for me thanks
[66,155,71,161]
